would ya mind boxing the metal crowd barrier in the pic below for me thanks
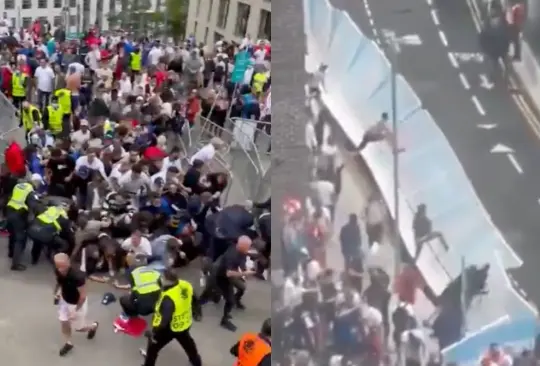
[189,116,271,205]
[303,0,537,361]
[0,92,25,162]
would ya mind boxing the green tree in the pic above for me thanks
[152,0,188,41]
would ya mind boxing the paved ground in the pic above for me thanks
[329,0,540,307]
[0,242,270,366]
[0,129,271,365]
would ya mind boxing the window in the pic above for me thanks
[207,0,213,21]
[22,17,32,28]
[195,0,201,17]
[214,31,223,43]
[216,0,229,29]
[38,16,48,24]
[234,2,250,37]
[258,9,270,40]
[54,0,62,7]
[83,0,90,11]
[11,18,16,28]
[204,27,209,44]
[54,15,62,26]
[4,0,15,10]
[69,15,77,27]
[109,0,116,12]
[38,0,48,8]
[69,0,77,6]
[194,21,198,35]
[22,0,32,9]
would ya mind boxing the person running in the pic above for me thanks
[53,253,99,356]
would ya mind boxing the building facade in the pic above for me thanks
[0,0,160,33]
[186,0,271,45]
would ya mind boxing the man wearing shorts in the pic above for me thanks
[54,253,99,356]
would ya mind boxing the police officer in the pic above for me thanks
[117,254,161,319]
[21,101,42,133]
[230,318,271,366]
[130,47,142,83]
[11,64,28,109]
[42,95,65,137]
[5,178,42,271]
[28,205,73,264]
[142,269,202,366]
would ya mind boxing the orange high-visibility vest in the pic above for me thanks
[234,333,271,366]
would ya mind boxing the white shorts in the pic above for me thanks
[58,298,88,330]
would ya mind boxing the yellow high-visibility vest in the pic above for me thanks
[131,267,161,295]
[37,206,67,232]
[7,183,34,211]
[253,73,268,94]
[152,280,193,332]
[22,106,41,131]
[55,89,72,115]
[47,105,63,134]
[12,73,26,97]
[130,52,142,71]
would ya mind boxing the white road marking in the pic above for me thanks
[426,0,432,5]
[507,154,524,174]
[438,30,448,47]
[459,73,470,89]
[448,52,459,68]
[471,95,486,115]
[431,9,440,25]
[373,28,378,37]
[369,17,374,26]
[366,7,372,17]
[477,124,497,129]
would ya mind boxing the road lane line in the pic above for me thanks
[431,9,440,25]
[472,95,486,115]
[438,30,448,47]
[426,0,432,5]
[369,17,375,27]
[508,154,524,174]
[366,7,372,18]
[462,0,540,142]
[448,52,458,68]
[448,53,459,68]
[459,73,470,89]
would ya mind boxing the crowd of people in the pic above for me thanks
[0,18,272,366]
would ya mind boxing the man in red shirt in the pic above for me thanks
[4,140,26,178]
[507,0,525,61]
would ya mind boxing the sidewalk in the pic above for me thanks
[328,140,438,351]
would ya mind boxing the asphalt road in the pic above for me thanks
[329,0,540,305]
[0,148,270,365]
[0,248,270,366]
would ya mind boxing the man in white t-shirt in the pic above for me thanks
[34,59,55,110]
[148,44,164,66]
[121,230,152,257]
[162,147,183,173]
[75,150,109,180]
[70,120,91,151]
[189,137,224,165]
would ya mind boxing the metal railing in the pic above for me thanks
[188,116,271,205]
[0,92,24,163]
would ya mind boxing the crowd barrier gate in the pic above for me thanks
[0,92,25,162]
[302,0,538,362]
[189,116,270,205]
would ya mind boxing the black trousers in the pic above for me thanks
[200,275,245,319]
[143,327,202,366]
[119,293,157,317]
[6,208,28,265]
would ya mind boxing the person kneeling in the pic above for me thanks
[116,254,162,320]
